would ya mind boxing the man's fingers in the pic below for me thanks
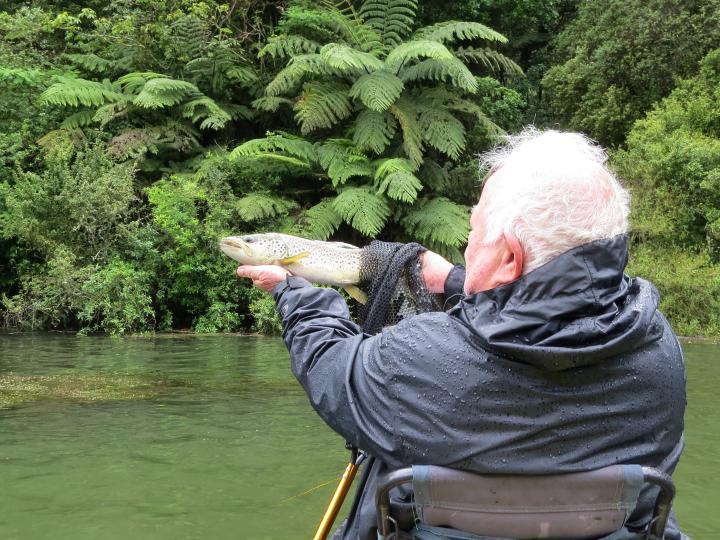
[236,265,257,279]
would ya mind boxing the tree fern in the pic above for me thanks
[352,109,397,153]
[374,158,422,203]
[418,159,450,192]
[230,133,318,165]
[235,193,298,221]
[332,186,391,236]
[399,57,478,93]
[317,140,373,185]
[251,96,294,112]
[419,108,466,159]
[290,198,343,240]
[182,97,233,130]
[259,35,322,60]
[402,197,469,247]
[455,46,523,76]
[359,0,417,49]
[295,81,353,134]
[116,72,168,94]
[319,43,383,73]
[389,97,424,166]
[40,76,124,107]
[265,54,338,97]
[63,53,114,74]
[415,21,507,45]
[349,70,404,111]
[385,39,455,72]
[133,78,199,109]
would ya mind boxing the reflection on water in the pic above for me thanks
[0,334,717,539]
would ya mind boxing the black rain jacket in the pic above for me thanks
[272,235,686,539]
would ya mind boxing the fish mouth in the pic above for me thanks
[219,236,253,259]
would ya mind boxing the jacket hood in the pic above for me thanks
[454,234,663,371]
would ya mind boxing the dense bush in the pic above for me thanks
[542,0,720,147]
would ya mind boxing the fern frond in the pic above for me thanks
[295,81,353,135]
[63,53,114,74]
[251,96,294,112]
[320,1,385,53]
[385,40,455,72]
[418,159,449,191]
[349,69,404,111]
[225,66,260,86]
[260,35,322,59]
[133,78,199,109]
[320,43,383,73]
[444,96,504,137]
[229,133,318,163]
[353,109,397,153]
[40,76,124,108]
[291,198,343,240]
[389,97,424,166]
[402,197,469,247]
[60,109,96,129]
[236,193,298,221]
[332,186,390,236]
[317,139,372,185]
[182,97,233,130]
[399,57,478,93]
[116,72,168,93]
[92,101,130,127]
[265,54,338,97]
[359,0,417,48]
[0,67,45,86]
[419,107,466,159]
[374,157,422,203]
[454,46,523,75]
[415,21,507,44]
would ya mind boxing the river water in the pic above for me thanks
[0,334,717,539]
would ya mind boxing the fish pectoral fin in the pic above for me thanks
[279,251,310,265]
[343,285,367,305]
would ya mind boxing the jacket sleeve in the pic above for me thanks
[443,264,466,306]
[272,276,405,464]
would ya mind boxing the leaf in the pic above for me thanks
[40,76,124,108]
[415,21,508,44]
[353,109,397,153]
[290,198,343,240]
[260,35,322,59]
[419,108,466,159]
[62,53,115,74]
[349,70,404,111]
[454,46,523,76]
[399,57,478,93]
[389,97,424,166]
[251,96,294,112]
[385,39,455,72]
[359,0,418,48]
[332,186,391,236]
[402,197,470,248]
[132,78,199,109]
[317,140,372,185]
[235,193,298,221]
[294,81,353,135]
[319,43,383,73]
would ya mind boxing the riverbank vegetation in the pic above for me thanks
[1,0,719,337]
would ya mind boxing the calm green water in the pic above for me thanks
[0,335,717,539]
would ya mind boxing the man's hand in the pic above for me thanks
[236,265,290,293]
[420,250,454,293]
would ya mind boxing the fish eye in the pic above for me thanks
[243,237,255,244]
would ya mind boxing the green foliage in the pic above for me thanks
[627,245,720,337]
[247,289,283,334]
[615,50,720,260]
[541,0,720,146]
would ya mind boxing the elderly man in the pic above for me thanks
[236,129,686,539]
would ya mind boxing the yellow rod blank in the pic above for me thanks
[312,460,360,540]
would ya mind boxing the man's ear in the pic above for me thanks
[499,231,524,283]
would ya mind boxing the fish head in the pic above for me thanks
[219,234,289,264]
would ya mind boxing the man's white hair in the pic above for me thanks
[480,127,630,273]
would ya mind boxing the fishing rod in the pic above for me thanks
[312,445,366,540]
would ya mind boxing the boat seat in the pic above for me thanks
[375,465,675,540]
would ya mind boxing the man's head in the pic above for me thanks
[464,128,630,294]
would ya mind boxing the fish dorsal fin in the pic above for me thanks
[279,251,310,265]
[326,241,359,250]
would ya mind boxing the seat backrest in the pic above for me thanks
[375,465,674,540]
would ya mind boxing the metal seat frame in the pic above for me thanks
[376,466,675,540]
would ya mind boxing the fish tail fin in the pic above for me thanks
[343,285,367,305]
